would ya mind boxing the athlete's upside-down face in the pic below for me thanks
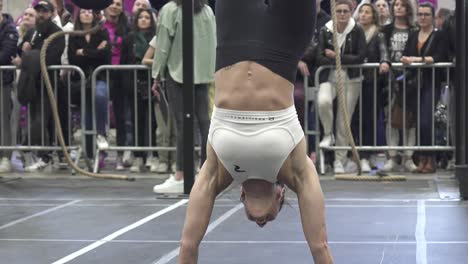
[240,181,286,227]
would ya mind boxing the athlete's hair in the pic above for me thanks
[276,181,286,211]
[239,181,286,212]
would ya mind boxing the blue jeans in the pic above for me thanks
[85,80,108,158]
[93,80,108,135]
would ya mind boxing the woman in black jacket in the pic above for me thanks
[68,8,111,161]
[120,8,156,173]
[316,0,366,174]
[356,3,390,172]
[400,2,448,173]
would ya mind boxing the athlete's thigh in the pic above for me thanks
[276,138,316,192]
[215,0,267,42]
[267,0,315,27]
[203,142,233,192]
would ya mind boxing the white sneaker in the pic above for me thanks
[96,135,109,149]
[319,134,335,148]
[382,158,396,172]
[145,153,153,167]
[22,152,35,169]
[0,157,12,173]
[146,156,159,168]
[70,150,79,162]
[153,175,184,194]
[447,159,456,170]
[333,160,345,174]
[130,157,144,173]
[360,159,372,173]
[151,161,168,173]
[116,156,125,171]
[25,158,49,172]
[73,129,82,144]
[122,151,133,167]
[404,158,418,173]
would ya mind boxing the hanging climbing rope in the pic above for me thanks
[328,0,406,181]
[329,0,362,176]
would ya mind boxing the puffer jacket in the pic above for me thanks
[0,13,19,85]
[317,20,367,84]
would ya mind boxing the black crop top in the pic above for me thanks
[215,0,316,83]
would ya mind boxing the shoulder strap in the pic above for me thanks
[422,31,435,57]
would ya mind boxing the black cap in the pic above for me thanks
[34,0,55,12]
[70,0,113,10]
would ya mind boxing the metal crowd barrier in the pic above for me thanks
[90,65,200,173]
[304,62,455,174]
[0,65,86,172]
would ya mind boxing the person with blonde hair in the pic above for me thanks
[16,7,37,44]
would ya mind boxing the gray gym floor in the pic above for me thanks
[0,171,466,264]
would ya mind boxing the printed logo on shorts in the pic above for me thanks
[234,165,246,173]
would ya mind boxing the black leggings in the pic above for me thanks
[165,75,210,171]
[29,90,52,162]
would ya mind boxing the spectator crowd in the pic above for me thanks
[0,0,457,193]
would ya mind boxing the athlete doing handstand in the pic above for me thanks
[179,0,334,263]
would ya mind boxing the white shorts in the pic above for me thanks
[208,105,304,183]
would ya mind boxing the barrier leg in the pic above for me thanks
[320,149,325,175]
[93,149,100,173]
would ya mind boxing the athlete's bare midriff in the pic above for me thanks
[214,61,295,111]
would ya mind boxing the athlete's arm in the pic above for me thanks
[295,158,334,264]
[282,141,334,264]
[179,146,232,264]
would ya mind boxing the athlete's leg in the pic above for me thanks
[215,0,267,43]
[278,139,334,264]
[267,0,315,42]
